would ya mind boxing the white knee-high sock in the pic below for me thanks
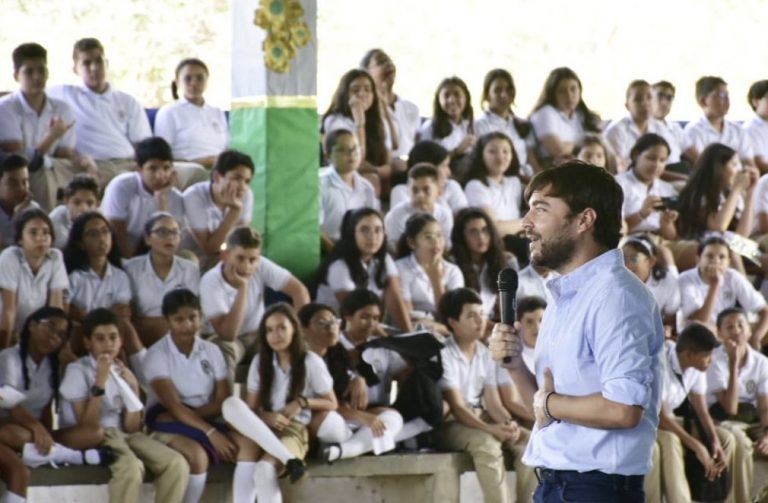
[182,473,207,503]
[0,491,26,503]
[233,461,258,503]
[21,442,101,467]
[222,396,295,465]
[335,410,403,460]
[394,417,432,442]
[253,461,282,503]
[316,411,353,444]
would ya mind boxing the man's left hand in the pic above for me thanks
[533,368,556,428]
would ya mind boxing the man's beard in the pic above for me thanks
[530,228,576,271]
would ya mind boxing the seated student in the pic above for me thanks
[384,164,453,250]
[0,307,111,479]
[683,76,756,169]
[299,302,403,462]
[124,213,199,347]
[389,141,468,214]
[316,208,411,332]
[395,213,464,335]
[434,288,536,503]
[0,208,67,348]
[604,80,680,171]
[142,289,244,503]
[183,149,254,270]
[614,134,678,240]
[154,58,228,170]
[319,129,379,249]
[58,308,188,503]
[574,134,615,174]
[49,174,99,249]
[516,262,557,306]
[0,43,87,212]
[0,154,36,249]
[101,137,184,259]
[655,324,737,503]
[678,236,768,344]
[200,226,309,372]
[225,303,335,502]
[707,307,768,502]
[746,80,768,174]
[651,81,687,173]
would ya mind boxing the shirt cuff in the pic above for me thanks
[602,377,652,409]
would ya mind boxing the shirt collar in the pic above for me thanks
[14,90,52,116]
[547,249,621,301]
[165,332,202,357]
[79,82,112,98]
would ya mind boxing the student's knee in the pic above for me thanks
[112,452,144,484]
[466,432,503,458]
[184,444,209,474]
[164,450,190,479]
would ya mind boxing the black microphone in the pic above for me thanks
[497,268,518,364]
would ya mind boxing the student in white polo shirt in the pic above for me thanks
[48,174,99,249]
[155,58,228,170]
[395,213,464,335]
[683,76,756,169]
[101,137,184,258]
[677,236,768,343]
[0,43,87,212]
[384,164,453,251]
[745,80,768,174]
[319,129,379,248]
[200,227,310,372]
[651,81,687,169]
[182,149,253,270]
[433,288,536,503]
[0,154,37,249]
[708,308,768,502]
[124,213,199,347]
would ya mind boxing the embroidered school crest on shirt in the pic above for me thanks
[747,380,757,395]
[201,359,213,376]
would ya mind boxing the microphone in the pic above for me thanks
[497,268,518,364]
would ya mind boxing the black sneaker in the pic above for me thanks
[284,458,306,483]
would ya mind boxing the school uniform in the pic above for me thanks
[389,96,420,158]
[340,333,406,407]
[753,174,768,229]
[389,179,468,215]
[123,254,200,318]
[418,119,472,153]
[0,246,68,333]
[516,264,557,306]
[59,355,188,503]
[0,345,54,420]
[683,117,754,161]
[384,200,453,251]
[319,168,379,241]
[154,97,228,161]
[315,255,398,312]
[464,176,523,221]
[646,267,681,318]
[67,264,132,312]
[474,110,536,172]
[745,114,768,164]
[246,351,334,458]
[529,105,585,162]
[614,170,677,233]
[48,205,72,249]
[656,120,686,164]
[435,336,535,503]
[0,201,39,249]
[100,172,185,253]
[395,254,464,318]
[604,116,680,165]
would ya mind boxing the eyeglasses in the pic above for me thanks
[314,318,341,329]
[150,227,181,238]
[83,228,111,239]
[38,319,68,339]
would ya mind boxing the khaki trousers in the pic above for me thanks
[209,332,259,382]
[718,420,765,503]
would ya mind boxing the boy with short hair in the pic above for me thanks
[384,163,453,249]
[434,287,536,503]
[683,76,755,168]
[200,227,310,371]
[49,174,99,248]
[745,80,768,174]
[0,42,87,212]
[101,137,184,258]
[0,154,36,248]
[677,237,768,344]
[320,129,379,249]
[58,308,189,503]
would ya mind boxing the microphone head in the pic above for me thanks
[497,268,518,293]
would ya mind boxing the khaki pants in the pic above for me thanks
[172,161,210,190]
[103,427,189,503]
[279,420,309,460]
[209,332,259,382]
[644,440,662,503]
[29,158,82,212]
[718,420,765,503]
[95,159,136,187]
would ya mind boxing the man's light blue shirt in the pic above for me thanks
[522,249,663,475]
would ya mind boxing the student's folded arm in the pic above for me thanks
[442,388,493,433]
[282,277,310,310]
[0,289,16,348]
[192,379,229,420]
[151,378,212,432]
[0,140,23,154]
[483,385,512,424]
[307,391,337,412]
[109,220,133,259]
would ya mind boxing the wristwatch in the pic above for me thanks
[90,385,105,397]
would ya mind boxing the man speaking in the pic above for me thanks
[490,161,663,502]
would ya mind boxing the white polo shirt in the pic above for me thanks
[341,333,407,407]
[754,174,768,227]
[418,119,472,153]
[683,117,754,161]
[0,91,77,166]
[390,96,420,157]
[123,254,200,317]
[603,116,679,165]
[319,168,380,240]
[48,84,151,160]
[0,345,53,420]
[59,355,132,430]
[48,205,72,249]
[0,246,68,332]
[246,351,333,425]
[439,336,497,408]
[384,201,453,251]
[706,345,768,407]
[315,255,398,312]
[647,267,681,317]
[0,201,39,249]
[143,333,227,409]
[745,114,768,163]
[662,340,706,411]
[154,97,228,160]
[390,179,468,215]
[182,181,253,253]
[464,176,523,221]
[517,264,557,305]
[67,263,132,312]
[200,258,292,336]
[395,254,464,316]
[677,267,766,331]
[615,170,677,233]
[101,172,185,252]
[530,105,585,160]
[474,109,535,167]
